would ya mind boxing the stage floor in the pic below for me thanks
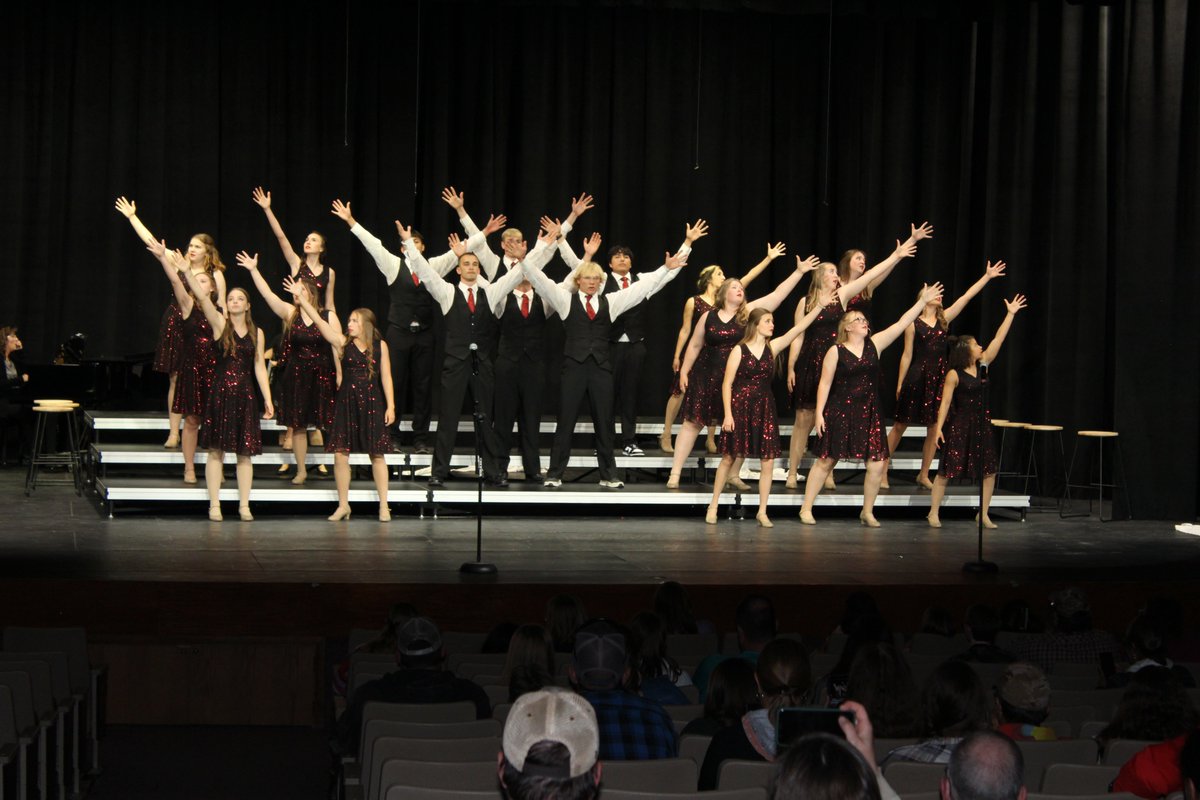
[5,470,1198,587]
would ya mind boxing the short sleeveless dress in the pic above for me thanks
[721,344,781,460]
[681,309,744,426]
[326,341,390,457]
[295,263,331,300]
[277,310,337,431]
[171,309,217,417]
[814,340,888,461]
[846,291,871,321]
[154,267,215,374]
[200,329,263,456]
[669,295,716,396]
[894,318,948,425]
[936,368,997,480]
[791,298,845,410]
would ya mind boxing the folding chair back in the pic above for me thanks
[718,759,776,791]
[882,761,946,794]
[377,758,498,797]
[1039,763,1120,794]
[1017,739,1100,788]
[602,757,698,793]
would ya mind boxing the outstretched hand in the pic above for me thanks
[539,217,562,243]
[582,232,603,260]
[441,186,464,210]
[146,238,167,259]
[795,254,821,273]
[571,193,594,218]
[447,233,467,258]
[330,199,354,223]
[252,187,271,209]
[236,251,259,272]
[282,276,303,302]
[985,260,1006,280]
[665,251,689,271]
[685,219,709,244]
[483,213,507,236]
[395,221,413,241]
[115,196,137,218]
[1004,293,1028,314]
[894,238,919,260]
[920,282,945,305]
[911,221,934,240]
[766,241,787,260]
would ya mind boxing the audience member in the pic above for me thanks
[498,688,602,800]
[941,730,1027,800]
[482,622,521,654]
[1009,587,1118,672]
[955,604,1017,664]
[504,624,556,702]
[654,580,715,635]
[692,594,777,701]
[333,616,491,756]
[568,619,677,760]
[627,611,691,705]
[811,614,894,708]
[333,601,419,696]
[1111,726,1200,799]
[833,592,882,639]
[546,594,587,654]
[919,606,958,638]
[680,657,758,737]
[698,637,812,790]
[994,662,1056,741]
[845,640,921,737]
[771,732,882,800]
[1142,595,1200,662]
[1107,615,1196,688]
[883,659,993,765]
[1098,666,1199,749]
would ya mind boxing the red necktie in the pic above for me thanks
[467,287,476,313]
[585,295,596,320]
[621,275,629,290]
[520,293,530,318]
[411,270,419,286]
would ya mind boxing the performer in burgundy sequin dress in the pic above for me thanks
[115,196,227,449]
[705,304,825,528]
[179,264,275,522]
[293,282,395,522]
[784,222,934,490]
[252,187,337,311]
[885,261,1006,489]
[660,242,786,454]
[799,282,943,527]
[241,252,340,485]
[928,294,1027,529]
[668,255,821,489]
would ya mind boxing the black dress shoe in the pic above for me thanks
[427,476,444,488]
[485,475,509,488]
[414,441,430,454]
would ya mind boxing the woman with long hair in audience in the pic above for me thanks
[660,244,787,454]
[1099,666,1199,750]
[628,611,691,704]
[115,197,227,449]
[926,295,1027,529]
[668,254,821,489]
[545,594,587,654]
[503,624,557,702]
[845,641,922,738]
[290,280,394,521]
[175,261,274,521]
[705,300,823,527]
[698,638,813,790]
[784,223,933,490]
[882,660,994,765]
[240,252,339,484]
[883,261,1006,489]
[798,282,944,527]
[680,657,758,738]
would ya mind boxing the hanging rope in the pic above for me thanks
[343,0,350,146]
[822,0,834,205]
[693,9,703,170]
[412,0,422,196]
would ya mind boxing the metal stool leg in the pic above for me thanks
[1060,436,1086,518]
[25,412,47,495]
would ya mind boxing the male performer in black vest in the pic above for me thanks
[398,222,555,488]
[332,199,505,454]
[523,220,690,488]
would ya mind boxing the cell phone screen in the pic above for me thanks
[776,707,856,748]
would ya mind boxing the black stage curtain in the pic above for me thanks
[3,0,1197,519]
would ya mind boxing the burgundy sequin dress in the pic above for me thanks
[200,329,263,456]
[171,310,217,417]
[681,309,744,426]
[721,344,781,460]
[894,318,948,425]
[669,295,716,396]
[937,368,996,480]
[326,341,390,456]
[846,291,871,321]
[815,340,888,461]
[277,311,337,431]
[295,263,330,300]
[153,301,184,374]
[791,298,845,410]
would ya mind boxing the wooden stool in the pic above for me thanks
[991,420,1027,486]
[26,401,83,496]
[1060,430,1128,521]
[1022,423,1068,510]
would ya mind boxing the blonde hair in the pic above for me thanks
[349,308,381,380]
[804,263,839,313]
[501,228,524,241]
[835,310,867,344]
[218,289,258,358]
[192,233,226,273]
[573,261,604,287]
[715,277,751,326]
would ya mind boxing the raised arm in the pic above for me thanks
[253,329,274,419]
[943,261,1005,323]
[251,187,301,272]
[837,222,934,304]
[237,251,294,320]
[894,325,916,399]
[678,219,709,259]
[333,200,402,284]
[737,241,786,288]
[180,257,227,336]
[748,255,821,313]
[678,310,710,392]
[285,277,344,347]
[980,294,1027,365]
[812,345,840,437]
[562,192,594,230]
[607,250,688,320]
[932,370,960,446]
[114,197,157,245]
[146,240,194,313]
[397,222,454,311]
[671,297,697,373]
[769,298,827,356]
[520,229,572,316]
[721,347,743,433]
[871,283,944,353]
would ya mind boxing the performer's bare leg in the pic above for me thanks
[799,457,837,524]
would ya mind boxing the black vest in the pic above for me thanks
[498,292,547,362]
[386,260,434,331]
[443,285,499,361]
[562,294,612,367]
[603,273,644,343]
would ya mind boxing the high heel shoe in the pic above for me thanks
[666,472,681,490]
[785,475,798,490]
[328,505,352,522]
[291,470,308,486]
[183,469,197,484]
[705,436,718,454]
[756,513,774,528]
[927,515,942,528]
[316,464,329,476]
[163,434,180,449]
[859,512,881,528]
[975,513,998,530]
[705,507,718,525]
[916,475,935,490]
[799,510,816,525]
[659,434,673,454]
[379,506,392,522]
[726,477,751,492]
[277,463,291,475]
[238,506,254,521]
[208,506,223,522]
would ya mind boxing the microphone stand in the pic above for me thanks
[963,360,997,574]
[460,342,497,575]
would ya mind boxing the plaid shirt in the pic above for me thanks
[883,737,961,765]
[1009,630,1120,673]
[582,688,678,760]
